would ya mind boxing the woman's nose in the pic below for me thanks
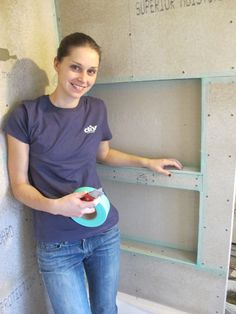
[77,71,87,83]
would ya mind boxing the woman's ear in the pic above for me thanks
[54,57,60,72]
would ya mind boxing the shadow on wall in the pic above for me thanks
[2,56,49,216]
[2,58,49,129]
[2,58,49,199]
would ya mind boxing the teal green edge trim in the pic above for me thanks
[96,73,236,85]
[196,79,207,266]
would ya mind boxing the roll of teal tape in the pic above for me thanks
[71,187,110,227]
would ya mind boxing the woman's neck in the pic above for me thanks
[49,89,80,109]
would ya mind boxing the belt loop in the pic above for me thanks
[81,238,85,250]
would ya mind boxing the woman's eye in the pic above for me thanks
[70,64,81,72]
[88,69,97,75]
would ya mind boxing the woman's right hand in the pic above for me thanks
[53,191,98,217]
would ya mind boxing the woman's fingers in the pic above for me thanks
[79,207,96,217]
[167,159,183,169]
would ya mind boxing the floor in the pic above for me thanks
[117,299,152,314]
[117,292,189,314]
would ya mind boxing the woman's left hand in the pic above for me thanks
[146,158,183,176]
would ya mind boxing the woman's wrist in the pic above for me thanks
[140,157,150,168]
[47,198,60,215]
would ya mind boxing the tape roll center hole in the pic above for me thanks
[83,210,97,220]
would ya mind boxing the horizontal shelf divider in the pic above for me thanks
[97,164,203,191]
[120,236,227,275]
[120,236,197,265]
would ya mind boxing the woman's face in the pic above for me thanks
[54,46,99,100]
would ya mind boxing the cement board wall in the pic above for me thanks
[0,1,58,313]
[56,0,236,82]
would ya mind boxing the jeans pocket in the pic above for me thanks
[36,242,65,273]
[37,241,63,252]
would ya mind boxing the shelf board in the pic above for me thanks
[121,236,197,265]
[97,164,202,191]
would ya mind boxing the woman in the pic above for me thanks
[4,33,182,314]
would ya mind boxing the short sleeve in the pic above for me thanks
[3,104,30,144]
[101,102,112,141]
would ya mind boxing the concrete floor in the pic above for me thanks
[117,292,189,314]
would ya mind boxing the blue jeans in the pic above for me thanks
[36,224,120,314]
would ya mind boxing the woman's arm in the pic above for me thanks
[96,141,183,176]
[7,135,96,217]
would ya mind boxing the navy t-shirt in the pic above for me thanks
[4,95,119,242]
